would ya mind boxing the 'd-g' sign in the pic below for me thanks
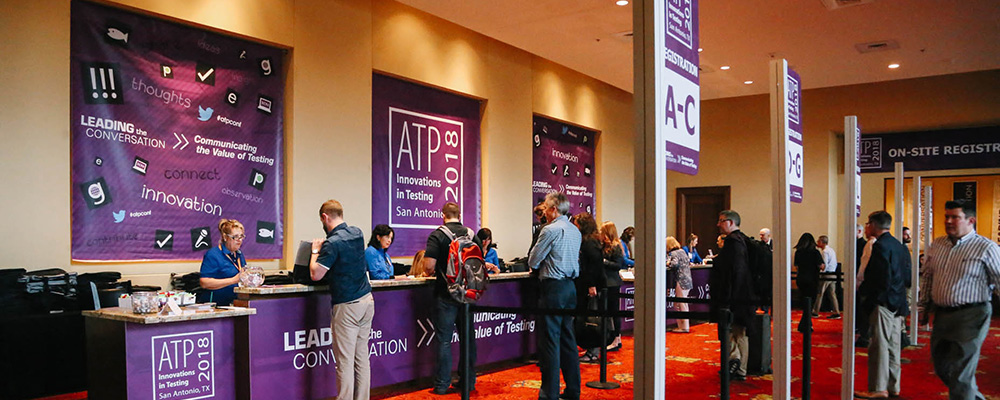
[372,75,482,256]
[70,2,284,261]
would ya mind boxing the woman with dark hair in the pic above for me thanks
[793,232,825,314]
[620,226,636,268]
[476,228,500,274]
[572,212,603,362]
[365,224,395,280]
[682,233,704,264]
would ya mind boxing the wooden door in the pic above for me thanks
[677,186,731,258]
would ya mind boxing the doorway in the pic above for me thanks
[677,186,731,258]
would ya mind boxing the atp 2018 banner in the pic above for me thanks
[531,116,597,217]
[71,2,284,261]
[372,74,482,257]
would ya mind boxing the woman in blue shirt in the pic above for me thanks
[682,233,704,264]
[620,226,636,268]
[199,219,247,306]
[365,224,395,280]
[476,228,500,273]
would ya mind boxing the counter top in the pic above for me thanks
[235,272,534,296]
[82,306,256,324]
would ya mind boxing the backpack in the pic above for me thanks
[744,237,773,308]
[439,226,488,303]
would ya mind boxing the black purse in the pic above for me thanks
[574,294,615,349]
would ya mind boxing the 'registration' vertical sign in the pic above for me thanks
[784,67,804,203]
[660,0,700,175]
[855,123,862,216]
[371,75,482,257]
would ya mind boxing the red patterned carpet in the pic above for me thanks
[379,311,1000,399]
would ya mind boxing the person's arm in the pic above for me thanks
[310,239,332,281]
[484,249,500,274]
[200,275,240,290]
[691,249,703,264]
[528,226,556,270]
[985,243,1000,298]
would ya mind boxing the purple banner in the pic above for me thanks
[786,67,803,203]
[531,116,597,217]
[859,126,1000,173]
[372,75,482,257]
[242,280,536,398]
[661,0,700,175]
[70,2,285,261]
[126,318,237,400]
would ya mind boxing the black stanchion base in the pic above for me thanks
[585,381,620,390]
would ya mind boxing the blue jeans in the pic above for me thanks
[538,279,580,400]
[433,296,476,391]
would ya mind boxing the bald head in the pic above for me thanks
[759,228,771,242]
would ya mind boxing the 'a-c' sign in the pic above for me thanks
[659,0,700,175]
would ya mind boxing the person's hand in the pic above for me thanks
[588,287,597,297]
[311,238,324,253]
[486,263,500,274]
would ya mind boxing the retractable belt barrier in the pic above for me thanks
[790,271,845,282]
[454,295,733,400]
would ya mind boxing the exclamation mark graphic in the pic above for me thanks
[108,68,117,99]
[98,68,108,99]
[89,68,99,99]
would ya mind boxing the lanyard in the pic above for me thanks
[221,244,243,271]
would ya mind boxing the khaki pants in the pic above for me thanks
[730,325,749,375]
[332,293,376,400]
[868,305,903,393]
[813,280,840,314]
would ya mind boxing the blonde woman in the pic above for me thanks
[598,221,626,351]
[666,236,693,332]
[407,250,431,278]
[199,219,247,305]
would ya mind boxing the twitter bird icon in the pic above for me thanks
[112,210,126,223]
[198,106,214,121]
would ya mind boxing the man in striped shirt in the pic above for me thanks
[919,200,1000,400]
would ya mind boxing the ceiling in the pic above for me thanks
[396,0,1000,99]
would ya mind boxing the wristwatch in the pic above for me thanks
[311,249,319,254]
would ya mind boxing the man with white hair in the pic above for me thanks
[759,228,772,250]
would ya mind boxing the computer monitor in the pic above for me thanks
[293,240,326,285]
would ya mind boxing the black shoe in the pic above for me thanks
[431,387,453,395]
[728,359,740,375]
[855,338,870,348]
[732,373,747,381]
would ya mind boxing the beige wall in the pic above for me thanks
[0,0,634,288]
[668,70,1000,257]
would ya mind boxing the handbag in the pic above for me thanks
[574,294,615,349]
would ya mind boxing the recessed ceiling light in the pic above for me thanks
[616,0,628,5]
[697,48,703,53]
[743,80,753,85]
[720,66,731,70]
[888,63,900,69]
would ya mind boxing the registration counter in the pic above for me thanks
[619,264,712,332]
[83,306,256,399]
[232,272,539,399]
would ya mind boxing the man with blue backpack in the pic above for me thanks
[422,202,495,395]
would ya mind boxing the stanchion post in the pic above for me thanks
[801,297,813,400]
[587,288,620,390]
[461,303,471,400]
[720,309,732,400]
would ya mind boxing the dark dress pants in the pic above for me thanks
[538,279,580,400]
